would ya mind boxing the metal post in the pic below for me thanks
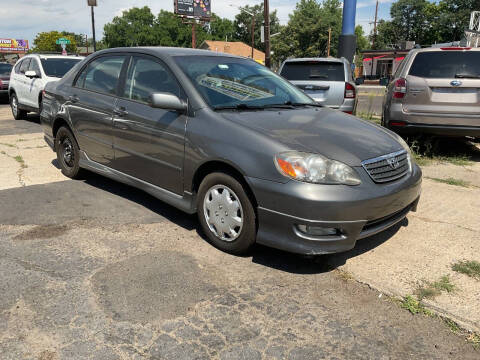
[264,0,271,68]
[372,0,379,48]
[91,6,97,52]
[251,16,255,59]
[338,0,357,63]
[327,27,331,57]
[192,22,196,49]
[85,34,88,54]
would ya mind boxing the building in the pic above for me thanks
[199,40,265,64]
[360,48,411,79]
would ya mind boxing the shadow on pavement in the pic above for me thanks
[407,136,480,163]
[81,171,197,231]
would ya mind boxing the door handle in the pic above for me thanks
[69,95,79,103]
[113,107,128,117]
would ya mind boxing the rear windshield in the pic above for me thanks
[280,61,345,81]
[40,58,82,78]
[0,63,12,75]
[409,51,480,79]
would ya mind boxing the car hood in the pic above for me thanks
[219,107,403,166]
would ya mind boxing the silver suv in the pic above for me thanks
[382,47,480,137]
[279,57,357,114]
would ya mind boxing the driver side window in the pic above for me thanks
[123,56,181,104]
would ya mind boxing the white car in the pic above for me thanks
[9,54,83,120]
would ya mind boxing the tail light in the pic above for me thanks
[344,82,355,99]
[393,78,407,98]
[0,79,2,87]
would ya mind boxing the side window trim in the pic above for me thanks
[119,54,186,105]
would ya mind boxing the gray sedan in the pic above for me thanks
[40,47,422,255]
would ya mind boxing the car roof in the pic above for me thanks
[283,57,346,64]
[96,46,248,60]
[408,47,480,55]
[23,54,84,60]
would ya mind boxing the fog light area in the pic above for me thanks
[296,225,339,236]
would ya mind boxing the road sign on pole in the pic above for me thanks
[56,38,71,45]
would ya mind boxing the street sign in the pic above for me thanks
[56,38,71,45]
[261,26,265,43]
[87,0,97,6]
[174,0,211,19]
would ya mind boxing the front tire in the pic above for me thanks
[197,172,257,255]
[10,93,27,120]
[55,126,82,179]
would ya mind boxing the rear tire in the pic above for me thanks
[10,93,27,120]
[197,172,257,255]
[55,126,82,179]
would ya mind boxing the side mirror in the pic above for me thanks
[150,93,187,112]
[25,70,39,78]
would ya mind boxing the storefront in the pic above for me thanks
[360,49,410,80]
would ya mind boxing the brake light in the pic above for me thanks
[344,83,355,99]
[0,79,2,87]
[390,121,406,127]
[440,47,471,51]
[393,78,407,99]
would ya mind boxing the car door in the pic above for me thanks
[16,58,31,104]
[68,55,128,166]
[24,57,43,108]
[112,55,187,195]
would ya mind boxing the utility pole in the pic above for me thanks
[90,3,97,52]
[192,22,196,49]
[85,34,89,54]
[251,16,255,59]
[327,27,332,57]
[264,0,271,68]
[372,0,379,48]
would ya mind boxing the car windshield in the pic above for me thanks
[0,63,12,75]
[280,61,345,81]
[40,58,82,78]
[409,51,480,79]
[174,56,315,110]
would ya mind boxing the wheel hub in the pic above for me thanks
[62,138,74,167]
[203,185,243,242]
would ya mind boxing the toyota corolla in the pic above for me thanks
[40,47,422,255]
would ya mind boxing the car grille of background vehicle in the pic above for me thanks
[361,150,409,183]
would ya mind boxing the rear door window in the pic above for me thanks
[281,62,345,81]
[80,56,127,95]
[409,51,480,79]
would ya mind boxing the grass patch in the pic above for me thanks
[415,275,456,300]
[452,260,480,280]
[16,138,27,142]
[408,137,474,167]
[467,333,480,350]
[400,295,434,316]
[13,155,27,168]
[0,142,16,148]
[426,177,470,188]
[444,318,460,333]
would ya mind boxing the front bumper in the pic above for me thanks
[248,164,422,255]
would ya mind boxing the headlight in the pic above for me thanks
[274,151,361,185]
[395,136,414,170]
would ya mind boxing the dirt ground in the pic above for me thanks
[0,103,479,358]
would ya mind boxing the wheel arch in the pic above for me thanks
[191,160,258,209]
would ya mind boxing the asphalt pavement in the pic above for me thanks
[0,102,478,359]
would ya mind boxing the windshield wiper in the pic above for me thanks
[213,103,265,111]
[454,73,480,79]
[309,75,328,79]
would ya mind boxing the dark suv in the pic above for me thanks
[41,47,421,256]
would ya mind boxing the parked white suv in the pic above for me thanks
[9,54,83,120]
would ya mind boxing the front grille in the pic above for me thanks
[362,150,410,183]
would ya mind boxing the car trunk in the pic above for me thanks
[280,61,345,107]
[403,50,480,126]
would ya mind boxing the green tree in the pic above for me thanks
[355,25,369,53]
[209,14,235,41]
[33,31,77,53]
[104,6,159,47]
[436,0,480,43]
[234,3,281,52]
[271,0,342,62]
